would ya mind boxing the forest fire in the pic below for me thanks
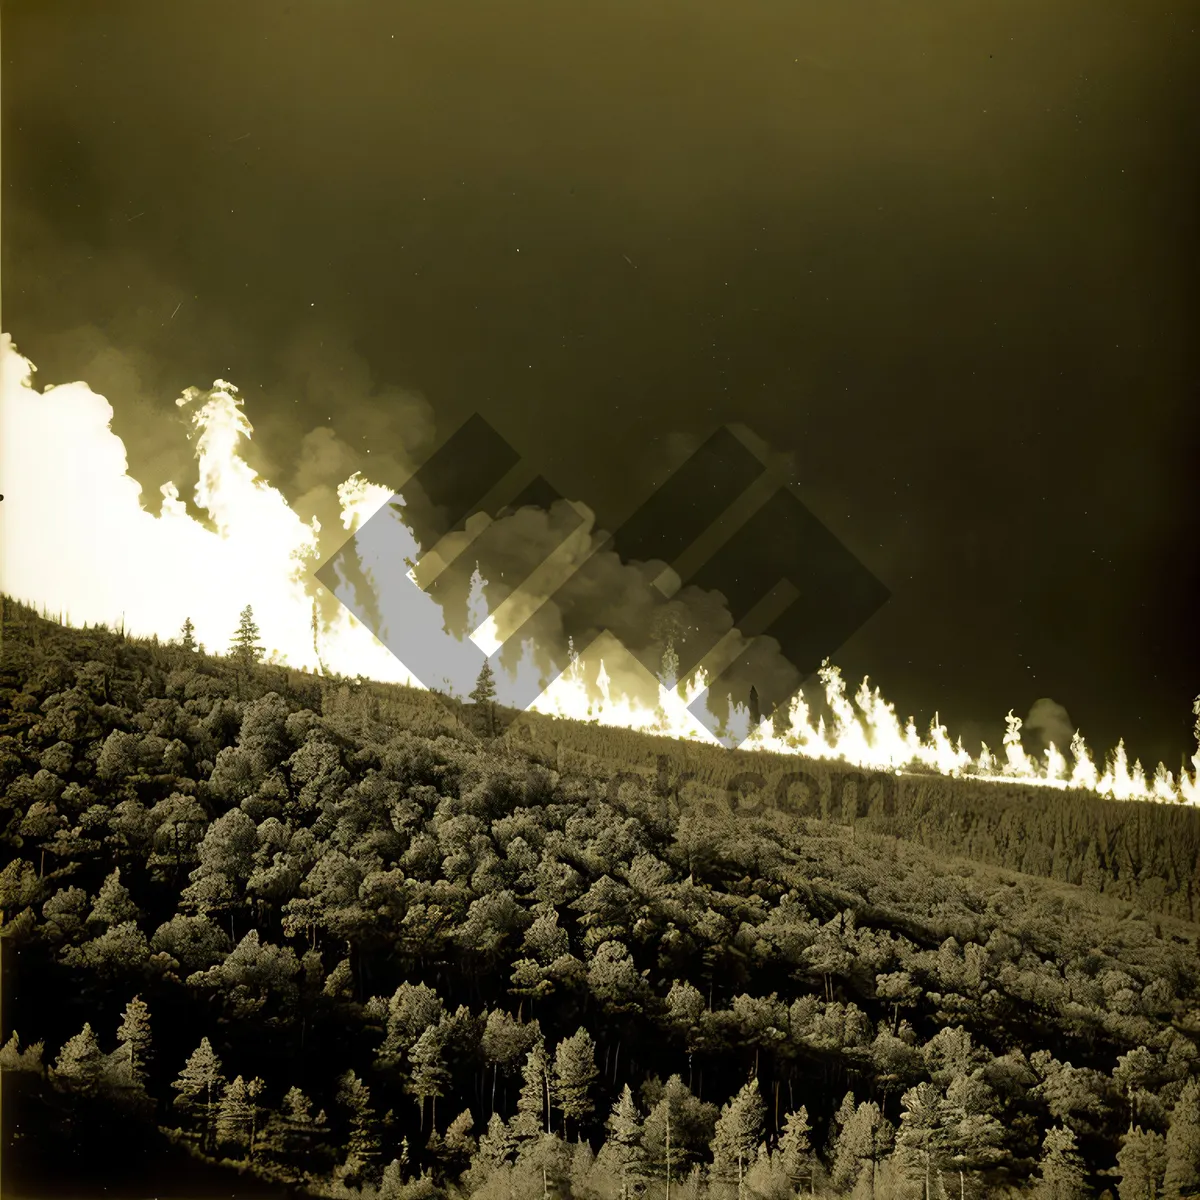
[3,331,1198,806]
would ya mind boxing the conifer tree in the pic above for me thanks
[407,1024,451,1132]
[0,1032,44,1074]
[711,1077,766,1194]
[89,868,140,929]
[172,1037,226,1151]
[512,1037,554,1141]
[777,1106,813,1192]
[53,1022,105,1095]
[940,1073,1005,1192]
[833,1100,890,1192]
[180,617,198,651]
[232,605,264,665]
[596,1084,647,1198]
[553,1028,598,1139]
[1036,1126,1089,1200]
[829,1090,857,1153]
[748,685,761,728]
[1164,1078,1200,1198]
[444,1108,477,1163]
[1117,1126,1167,1200]
[270,1086,328,1164]
[471,1112,517,1183]
[471,659,498,735]
[606,1082,645,1157]
[336,1070,381,1180]
[896,1082,950,1200]
[216,1075,254,1154]
[116,995,152,1089]
[483,1110,516,1162]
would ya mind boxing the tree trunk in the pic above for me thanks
[665,1106,671,1200]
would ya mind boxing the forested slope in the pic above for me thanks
[2,596,1200,1199]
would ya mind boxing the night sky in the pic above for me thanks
[3,0,1199,767]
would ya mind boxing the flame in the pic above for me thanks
[2,331,1198,806]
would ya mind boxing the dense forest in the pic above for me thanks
[3,595,1200,1200]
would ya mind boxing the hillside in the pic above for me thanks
[2,595,1200,1199]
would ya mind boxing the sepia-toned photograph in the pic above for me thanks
[1,2,1199,1197]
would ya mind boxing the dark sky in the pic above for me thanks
[3,0,1199,767]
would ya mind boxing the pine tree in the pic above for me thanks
[0,1032,44,1074]
[471,660,498,735]
[53,1022,105,1095]
[172,1037,226,1151]
[1036,1126,1089,1200]
[116,995,153,1089]
[216,1075,254,1154]
[336,1070,381,1180]
[833,1100,890,1192]
[553,1028,598,1139]
[180,617,198,651]
[473,1111,517,1179]
[606,1083,644,1155]
[1117,1126,1166,1200]
[471,658,497,703]
[444,1108,477,1160]
[748,685,761,728]
[596,1085,646,1197]
[407,1025,451,1132]
[895,1082,950,1200]
[232,605,264,665]
[711,1077,766,1194]
[1164,1078,1200,1198]
[777,1106,813,1191]
[512,1038,554,1141]
[89,868,139,928]
[940,1073,1005,1192]
[828,1090,858,1157]
[270,1086,329,1164]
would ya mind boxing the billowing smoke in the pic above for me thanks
[0,334,411,684]
[1022,697,1076,757]
[0,332,801,723]
[6,326,1196,803]
[431,497,806,714]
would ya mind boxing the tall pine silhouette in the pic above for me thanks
[471,660,498,736]
[231,605,264,665]
[180,616,198,651]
